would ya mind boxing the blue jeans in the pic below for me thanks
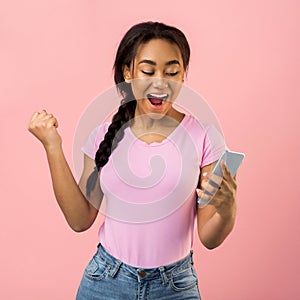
[76,243,201,299]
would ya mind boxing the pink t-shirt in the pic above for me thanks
[81,114,225,268]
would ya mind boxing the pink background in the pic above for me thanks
[1,0,299,299]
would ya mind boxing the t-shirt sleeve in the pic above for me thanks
[81,122,109,159]
[200,123,226,168]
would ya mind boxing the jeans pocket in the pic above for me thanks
[170,265,198,292]
[84,254,109,281]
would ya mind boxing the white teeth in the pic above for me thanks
[149,93,167,98]
[147,93,168,102]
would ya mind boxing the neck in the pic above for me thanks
[132,115,175,132]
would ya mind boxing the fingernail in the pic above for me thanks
[202,172,208,177]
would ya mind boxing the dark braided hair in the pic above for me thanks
[86,21,191,197]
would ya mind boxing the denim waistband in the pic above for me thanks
[95,243,194,284]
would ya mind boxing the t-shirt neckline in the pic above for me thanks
[126,114,188,147]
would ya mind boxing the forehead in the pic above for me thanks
[134,39,183,65]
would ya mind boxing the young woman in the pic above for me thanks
[28,21,238,300]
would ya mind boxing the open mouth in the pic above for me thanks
[146,93,168,106]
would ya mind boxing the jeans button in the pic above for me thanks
[139,270,146,277]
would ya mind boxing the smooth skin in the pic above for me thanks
[28,110,101,232]
[28,38,237,249]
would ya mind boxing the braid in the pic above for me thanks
[86,97,136,197]
[95,98,135,169]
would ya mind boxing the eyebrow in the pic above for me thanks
[138,59,180,66]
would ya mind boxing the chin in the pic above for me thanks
[145,111,168,120]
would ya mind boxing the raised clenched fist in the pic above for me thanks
[28,110,62,149]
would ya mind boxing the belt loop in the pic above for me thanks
[159,266,169,286]
[108,259,122,278]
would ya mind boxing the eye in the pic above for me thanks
[166,72,179,76]
[141,71,155,75]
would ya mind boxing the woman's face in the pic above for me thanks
[123,38,185,119]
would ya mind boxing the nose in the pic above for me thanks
[152,76,168,89]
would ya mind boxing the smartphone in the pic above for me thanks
[197,150,245,205]
[212,150,245,177]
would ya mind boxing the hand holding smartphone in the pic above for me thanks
[197,150,245,206]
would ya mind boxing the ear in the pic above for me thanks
[122,65,132,83]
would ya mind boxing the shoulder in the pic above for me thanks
[183,114,226,151]
[183,114,221,138]
[82,121,112,158]
[89,121,111,139]
[95,121,111,133]
[185,115,223,136]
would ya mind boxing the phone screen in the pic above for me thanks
[212,150,245,177]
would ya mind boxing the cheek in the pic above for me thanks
[131,79,151,100]
[168,81,183,101]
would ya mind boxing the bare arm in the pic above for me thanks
[28,110,103,232]
[196,162,237,249]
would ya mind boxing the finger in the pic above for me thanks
[40,109,47,115]
[203,179,219,194]
[208,172,223,186]
[197,194,213,207]
[200,177,209,189]
[46,117,58,128]
[221,161,233,181]
[221,163,237,189]
[54,119,58,128]
[34,113,50,121]
[28,112,44,131]
[197,198,210,207]
[30,112,39,121]
[196,188,214,204]
[201,171,209,179]
[43,113,53,118]
[200,171,209,184]
[35,111,56,125]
